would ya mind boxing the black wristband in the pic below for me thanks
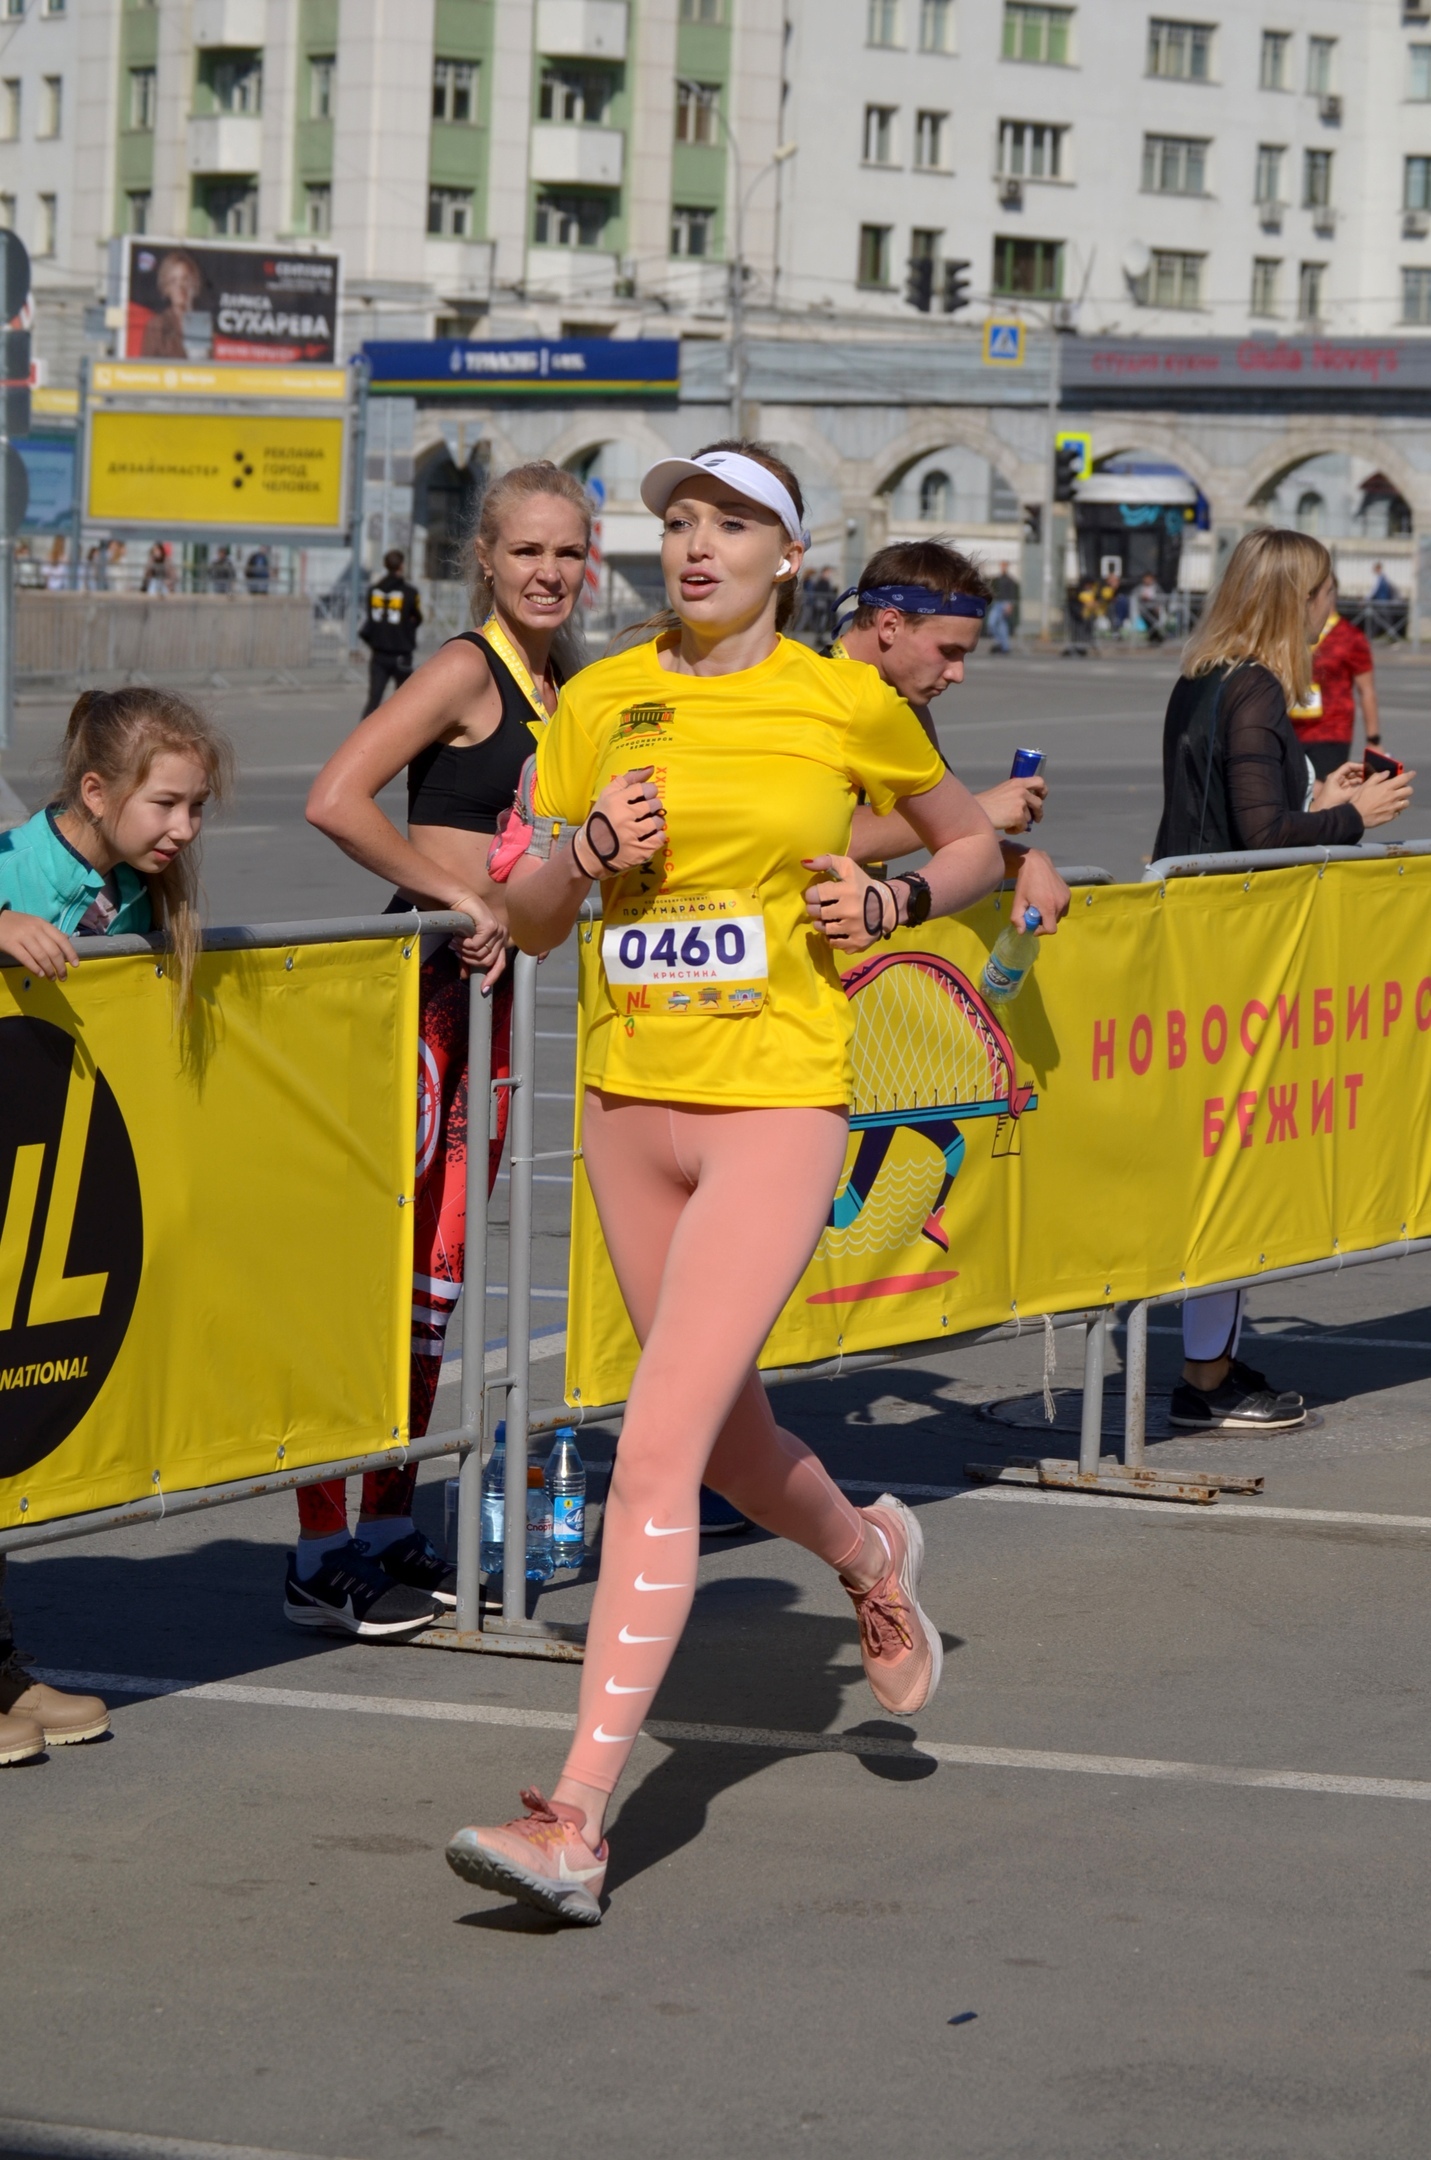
[894,870,933,928]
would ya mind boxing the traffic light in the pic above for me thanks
[1054,441,1083,502]
[905,255,934,312]
[941,259,971,314]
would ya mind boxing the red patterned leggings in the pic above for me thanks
[295,950,512,1537]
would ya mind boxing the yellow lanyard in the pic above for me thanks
[479,616,555,738]
[829,637,849,660]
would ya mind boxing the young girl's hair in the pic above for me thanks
[610,436,808,651]
[467,458,593,678]
[1182,527,1333,706]
[58,687,234,1010]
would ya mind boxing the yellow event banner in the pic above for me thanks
[87,409,346,530]
[92,363,349,403]
[565,860,1431,1408]
[0,940,418,1532]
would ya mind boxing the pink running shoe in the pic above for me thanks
[841,1495,943,1716]
[446,1788,608,1926]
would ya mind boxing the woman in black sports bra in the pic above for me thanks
[294,462,591,1631]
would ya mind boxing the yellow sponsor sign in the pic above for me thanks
[92,361,349,403]
[564,861,1431,1408]
[87,409,346,530]
[0,940,417,1531]
[31,387,80,419]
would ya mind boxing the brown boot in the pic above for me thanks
[0,1706,45,1763]
[0,1650,109,1747]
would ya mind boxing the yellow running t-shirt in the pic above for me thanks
[533,633,945,1107]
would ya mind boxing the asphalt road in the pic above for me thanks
[4,651,1431,2160]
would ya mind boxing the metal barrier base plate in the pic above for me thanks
[965,1456,1265,1505]
[409,1615,587,1662]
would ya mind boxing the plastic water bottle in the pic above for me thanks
[479,1423,506,1576]
[547,1428,586,1571]
[981,906,1042,1006]
[525,1464,554,1582]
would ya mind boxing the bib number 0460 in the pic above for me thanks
[601,891,767,1017]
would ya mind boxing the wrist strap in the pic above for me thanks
[862,879,897,941]
[569,825,601,880]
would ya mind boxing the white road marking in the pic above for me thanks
[970,1486,1431,1532]
[205,825,279,838]
[1140,1324,1431,1353]
[32,1671,1431,1802]
[0,2115,364,2160]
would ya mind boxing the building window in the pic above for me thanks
[1412,45,1431,101]
[309,55,334,121]
[992,233,1063,295]
[679,0,722,19]
[210,57,262,114]
[429,186,475,238]
[1407,157,1431,212]
[36,192,56,255]
[920,0,953,51]
[1307,36,1335,96]
[532,191,607,247]
[1250,256,1280,315]
[1146,248,1204,308]
[0,81,17,141]
[1,0,17,17]
[1298,260,1325,319]
[858,222,892,286]
[674,80,719,144]
[1303,147,1332,207]
[0,195,13,230]
[867,0,902,46]
[206,181,258,234]
[671,204,714,256]
[919,469,951,520]
[998,119,1065,178]
[913,109,948,169]
[41,0,63,16]
[39,75,61,137]
[1260,30,1289,90]
[129,66,156,131]
[1403,266,1431,321]
[1147,18,1213,81]
[1002,4,1072,65]
[1296,489,1324,535]
[863,105,896,164]
[433,58,477,124]
[1142,133,1208,193]
[127,189,150,233]
[305,182,331,234]
[1255,143,1284,205]
[541,66,611,125]
[911,224,942,259]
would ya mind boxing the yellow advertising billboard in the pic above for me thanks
[92,362,349,403]
[87,409,346,531]
[0,939,417,1532]
[564,860,1431,1409]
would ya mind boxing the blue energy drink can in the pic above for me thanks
[1010,747,1046,778]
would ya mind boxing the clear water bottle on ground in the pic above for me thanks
[525,1464,554,1583]
[980,905,1042,1006]
[547,1428,586,1570]
[479,1423,506,1576]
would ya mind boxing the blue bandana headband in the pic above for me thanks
[835,582,988,623]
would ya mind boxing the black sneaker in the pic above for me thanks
[699,1487,751,1537]
[283,1541,439,1640]
[359,1527,457,1610]
[1230,1358,1303,1411]
[1169,1379,1306,1432]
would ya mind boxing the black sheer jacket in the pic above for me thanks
[1153,660,1364,861]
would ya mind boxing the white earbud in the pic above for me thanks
[778,557,791,575]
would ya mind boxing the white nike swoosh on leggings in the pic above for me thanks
[605,1677,653,1695]
[592,1724,638,1743]
[618,1625,671,1645]
[634,1572,689,1592]
[644,1519,694,1538]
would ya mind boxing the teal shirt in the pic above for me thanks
[0,806,152,936]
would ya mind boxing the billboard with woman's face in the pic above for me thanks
[122,240,341,364]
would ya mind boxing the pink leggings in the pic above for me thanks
[563,1092,868,1796]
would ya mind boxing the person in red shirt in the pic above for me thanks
[1288,587,1383,777]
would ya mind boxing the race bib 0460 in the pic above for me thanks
[602,890,767,1017]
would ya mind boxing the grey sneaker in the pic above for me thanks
[1169,1379,1306,1432]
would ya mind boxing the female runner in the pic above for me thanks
[446,440,1004,1923]
[296,461,590,1638]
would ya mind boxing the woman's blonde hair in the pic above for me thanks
[1182,526,1333,706]
[467,459,592,678]
[58,687,234,1013]
[610,437,807,652]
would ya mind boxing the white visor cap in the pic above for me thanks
[640,449,811,549]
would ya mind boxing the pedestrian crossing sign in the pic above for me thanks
[983,320,1025,367]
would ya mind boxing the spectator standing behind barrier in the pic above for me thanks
[244,547,271,597]
[1287,582,1382,779]
[1153,527,1414,1434]
[986,560,1020,655]
[301,463,587,1642]
[359,549,424,716]
[0,687,234,1764]
[208,546,236,597]
[832,540,1071,943]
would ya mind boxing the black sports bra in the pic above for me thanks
[406,632,561,834]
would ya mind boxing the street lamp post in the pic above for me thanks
[677,83,795,438]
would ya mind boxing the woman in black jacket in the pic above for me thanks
[1154,527,1413,1433]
